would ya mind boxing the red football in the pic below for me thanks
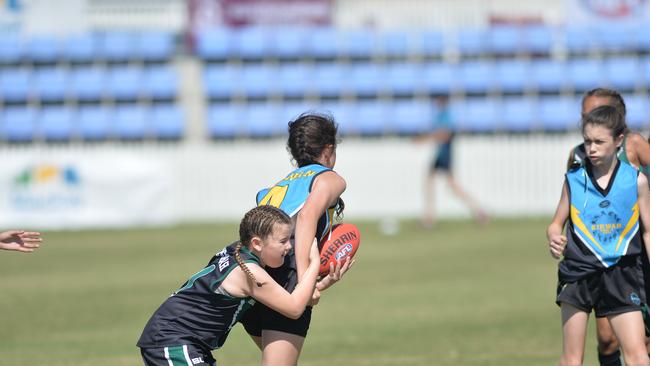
[318,223,361,277]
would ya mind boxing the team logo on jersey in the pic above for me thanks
[631,292,641,306]
[590,210,623,243]
[599,200,611,208]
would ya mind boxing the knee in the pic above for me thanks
[598,334,620,354]
[559,356,583,366]
[621,353,650,366]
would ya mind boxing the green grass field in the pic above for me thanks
[0,218,603,365]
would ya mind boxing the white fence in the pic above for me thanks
[0,134,580,229]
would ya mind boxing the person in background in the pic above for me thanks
[418,95,488,228]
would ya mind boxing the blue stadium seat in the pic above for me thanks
[564,26,596,54]
[207,104,242,138]
[380,30,411,57]
[349,62,384,96]
[316,101,356,135]
[385,62,422,96]
[640,57,650,88]
[418,30,445,57]
[203,64,239,99]
[100,32,135,62]
[3,107,36,142]
[623,94,648,130]
[71,67,106,101]
[456,28,488,56]
[0,68,31,102]
[0,34,23,63]
[501,97,537,132]
[538,96,580,132]
[138,31,174,61]
[637,29,650,53]
[530,60,567,92]
[567,58,603,92]
[78,106,111,141]
[34,67,68,102]
[488,26,520,55]
[304,27,340,59]
[354,101,388,135]
[241,64,278,98]
[64,33,97,63]
[244,103,283,137]
[196,28,233,60]
[313,63,348,97]
[107,66,143,101]
[595,23,637,53]
[458,60,495,94]
[278,63,312,97]
[151,104,183,139]
[604,57,639,91]
[114,105,148,140]
[496,59,530,93]
[390,100,432,135]
[269,27,308,59]
[234,27,270,59]
[341,29,378,58]
[452,98,499,133]
[144,65,178,100]
[521,25,554,54]
[39,106,75,141]
[422,62,455,94]
[26,35,61,63]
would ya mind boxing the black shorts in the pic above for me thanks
[140,344,216,366]
[239,252,312,338]
[556,256,645,317]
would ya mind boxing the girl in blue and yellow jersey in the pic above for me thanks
[553,88,650,366]
[137,206,321,366]
[547,105,650,366]
[240,112,352,366]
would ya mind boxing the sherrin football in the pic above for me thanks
[318,223,361,277]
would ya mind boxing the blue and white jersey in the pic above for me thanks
[560,160,642,282]
[256,164,337,242]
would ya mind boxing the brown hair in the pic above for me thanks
[287,112,339,167]
[581,105,626,138]
[582,88,627,119]
[235,205,291,287]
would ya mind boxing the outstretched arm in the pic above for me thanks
[0,230,42,253]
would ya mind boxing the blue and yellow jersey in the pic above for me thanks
[560,160,642,282]
[256,164,338,242]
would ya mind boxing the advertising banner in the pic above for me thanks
[566,0,650,24]
[0,151,175,229]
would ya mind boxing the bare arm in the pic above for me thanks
[627,132,650,169]
[547,182,569,259]
[636,174,650,264]
[238,242,320,319]
[294,171,346,281]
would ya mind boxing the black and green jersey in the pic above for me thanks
[137,243,259,351]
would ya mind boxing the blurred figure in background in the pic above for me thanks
[0,230,42,253]
[418,95,488,228]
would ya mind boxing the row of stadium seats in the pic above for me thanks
[0,31,175,64]
[207,95,650,138]
[0,104,183,142]
[0,65,178,103]
[203,56,650,99]
[195,24,650,61]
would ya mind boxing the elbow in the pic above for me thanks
[285,307,303,320]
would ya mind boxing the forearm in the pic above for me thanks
[283,265,319,318]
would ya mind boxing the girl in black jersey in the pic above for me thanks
[137,206,320,366]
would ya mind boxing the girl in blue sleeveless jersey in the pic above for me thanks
[547,105,650,366]
[240,112,353,365]
[137,206,321,366]
[552,88,650,366]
